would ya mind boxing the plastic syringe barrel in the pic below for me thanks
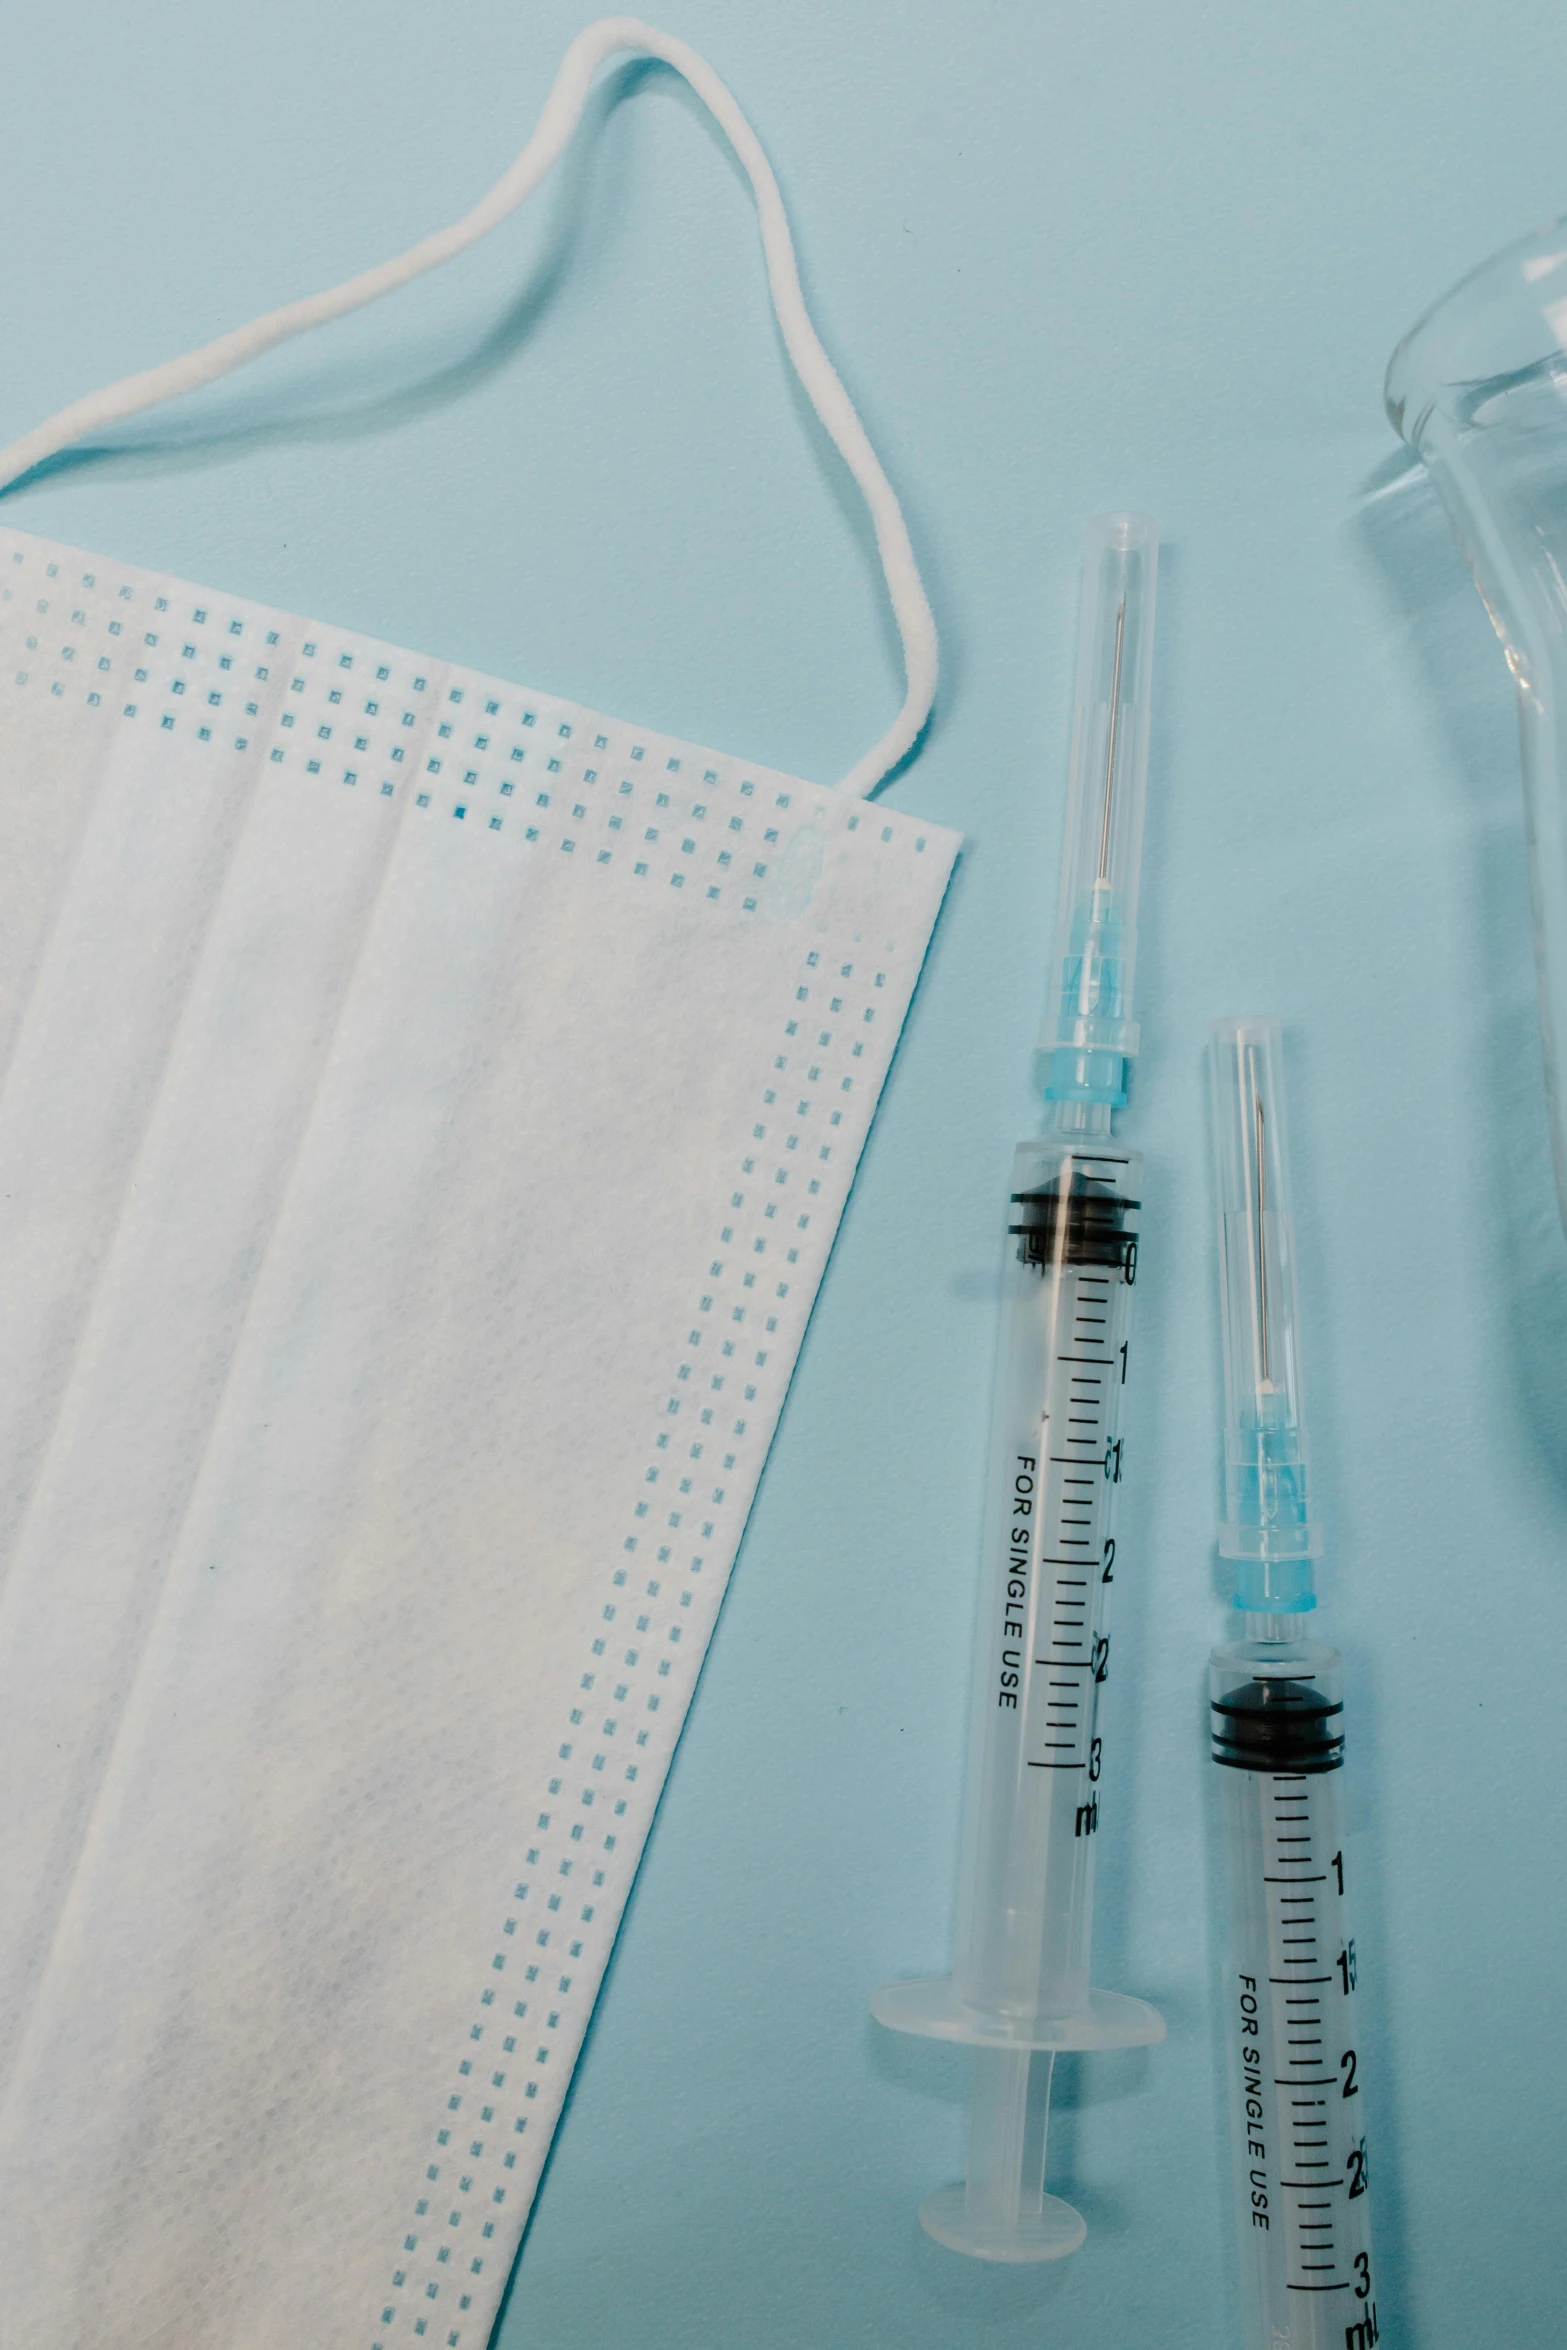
[1209,1019,1321,1614]
[870,1129,1160,2266]
[950,1135,1139,2022]
[1211,1636,1377,2347]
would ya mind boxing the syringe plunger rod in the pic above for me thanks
[1209,1019,1320,1613]
[1042,514,1157,1126]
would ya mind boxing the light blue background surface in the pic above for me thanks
[5,5,1566,2343]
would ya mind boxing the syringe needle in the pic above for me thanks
[1252,1056,1270,1388]
[1096,597,1127,885]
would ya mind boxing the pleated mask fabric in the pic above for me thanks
[0,21,956,2349]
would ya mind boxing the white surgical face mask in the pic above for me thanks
[0,19,954,2349]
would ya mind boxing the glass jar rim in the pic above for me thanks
[1386,212,1567,447]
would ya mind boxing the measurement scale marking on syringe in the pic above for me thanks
[1255,1772,1362,2301]
[1015,1246,1130,1784]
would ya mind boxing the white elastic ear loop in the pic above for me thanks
[0,16,937,798]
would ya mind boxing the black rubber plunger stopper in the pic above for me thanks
[1211,1676,1344,1774]
[1010,1171,1139,1276]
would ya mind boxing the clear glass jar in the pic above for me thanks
[1387,220,1567,1224]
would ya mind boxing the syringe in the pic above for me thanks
[1207,1021,1380,2348]
[874,514,1164,2260]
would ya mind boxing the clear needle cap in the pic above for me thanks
[1208,1018,1321,1611]
[1042,514,1158,1126]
